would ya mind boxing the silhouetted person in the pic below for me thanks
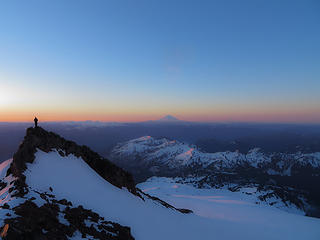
[34,117,38,128]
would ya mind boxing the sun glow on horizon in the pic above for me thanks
[0,1,319,124]
[0,89,15,107]
[1,108,320,124]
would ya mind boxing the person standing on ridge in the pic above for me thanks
[34,117,38,128]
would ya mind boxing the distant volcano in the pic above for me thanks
[157,115,180,122]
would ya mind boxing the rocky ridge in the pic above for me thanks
[109,136,320,177]
[8,127,137,197]
[0,127,191,239]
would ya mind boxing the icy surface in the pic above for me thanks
[22,150,320,240]
[138,177,306,219]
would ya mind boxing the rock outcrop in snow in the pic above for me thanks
[8,127,137,197]
[0,127,191,239]
[1,129,320,239]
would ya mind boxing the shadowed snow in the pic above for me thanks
[21,150,320,240]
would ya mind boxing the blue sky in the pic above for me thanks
[0,0,319,122]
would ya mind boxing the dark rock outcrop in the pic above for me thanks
[0,126,193,239]
[137,189,193,214]
[8,127,137,196]
[1,199,134,240]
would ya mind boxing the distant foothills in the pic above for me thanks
[1,116,320,163]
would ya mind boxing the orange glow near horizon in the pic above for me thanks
[1,1,320,125]
[1,86,319,123]
[1,107,320,123]
[0,111,159,122]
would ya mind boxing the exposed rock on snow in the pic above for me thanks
[9,127,137,197]
[0,127,193,239]
[2,195,133,240]
[1,128,320,240]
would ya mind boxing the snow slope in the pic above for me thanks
[137,177,320,239]
[109,136,320,215]
[0,159,15,207]
[18,149,320,240]
[0,159,18,227]
[0,159,12,179]
[138,177,306,219]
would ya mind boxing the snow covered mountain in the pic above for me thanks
[109,136,320,216]
[144,115,188,124]
[1,128,320,239]
[0,127,191,239]
[110,136,320,176]
[157,115,180,122]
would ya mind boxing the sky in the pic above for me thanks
[0,0,319,123]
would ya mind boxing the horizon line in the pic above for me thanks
[1,120,320,125]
